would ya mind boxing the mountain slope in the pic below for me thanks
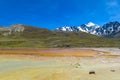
[100,21,120,38]
[20,25,54,38]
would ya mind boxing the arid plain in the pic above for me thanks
[0,48,120,80]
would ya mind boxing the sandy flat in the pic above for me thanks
[0,48,119,80]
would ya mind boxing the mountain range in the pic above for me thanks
[56,21,120,38]
[0,21,120,38]
[0,21,120,48]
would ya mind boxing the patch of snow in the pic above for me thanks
[86,22,96,27]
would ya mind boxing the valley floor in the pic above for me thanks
[0,48,120,80]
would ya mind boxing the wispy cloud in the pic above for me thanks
[106,0,118,7]
[105,0,120,21]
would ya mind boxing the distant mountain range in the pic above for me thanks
[56,21,120,38]
[0,21,120,48]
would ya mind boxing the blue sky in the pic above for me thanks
[0,0,120,30]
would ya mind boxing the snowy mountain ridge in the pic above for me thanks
[56,21,120,37]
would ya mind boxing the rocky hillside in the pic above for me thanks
[0,24,25,36]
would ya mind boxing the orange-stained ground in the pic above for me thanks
[0,48,109,57]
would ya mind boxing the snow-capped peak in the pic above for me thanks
[56,22,100,34]
[86,22,96,27]
[85,22,100,28]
